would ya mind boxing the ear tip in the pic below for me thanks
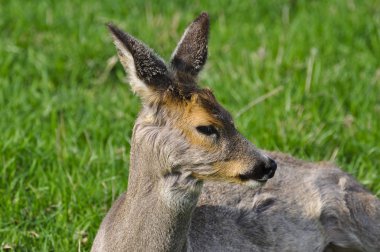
[106,22,135,51]
[195,12,210,24]
[106,22,123,37]
[199,12,209,19]
[193,11,210,30]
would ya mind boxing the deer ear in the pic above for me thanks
[170,12,210,82]
[107,24,172,102]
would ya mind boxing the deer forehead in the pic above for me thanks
[162,88,234,128]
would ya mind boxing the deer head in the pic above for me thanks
[107,12,276,189]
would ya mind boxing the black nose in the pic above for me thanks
[238,157,277,182]
[265,157,277,179]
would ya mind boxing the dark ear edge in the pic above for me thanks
[170,12,210,80]
[107,23,172,91]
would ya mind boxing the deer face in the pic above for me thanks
[108,13,276,188]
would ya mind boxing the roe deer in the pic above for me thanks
[92,13,380,252]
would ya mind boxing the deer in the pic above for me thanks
[92,12,380,252]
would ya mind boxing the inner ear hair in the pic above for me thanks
[170,12,210,81]
[107,23,173,94]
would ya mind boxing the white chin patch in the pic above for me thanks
[244,180,265,189]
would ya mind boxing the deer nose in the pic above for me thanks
[265,157,277,179]
[239,157,277,182]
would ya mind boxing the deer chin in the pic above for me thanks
[190,172,267,189]
[243,179,266,189]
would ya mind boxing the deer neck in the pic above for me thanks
[122,123,202,251]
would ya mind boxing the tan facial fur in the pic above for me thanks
[157,90,256,183]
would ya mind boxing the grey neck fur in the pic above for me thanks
[122,119,202,252]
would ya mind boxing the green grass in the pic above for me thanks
[1,0,379,250]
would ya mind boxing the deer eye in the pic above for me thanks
[196,125,219,137]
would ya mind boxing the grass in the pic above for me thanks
[1,0,379,250]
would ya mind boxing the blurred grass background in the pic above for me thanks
[1,0,379,250]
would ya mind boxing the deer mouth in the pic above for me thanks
[238,169,268,182]
[238,170,273,183]
[238,172,268,189]
[238,158,277,183]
